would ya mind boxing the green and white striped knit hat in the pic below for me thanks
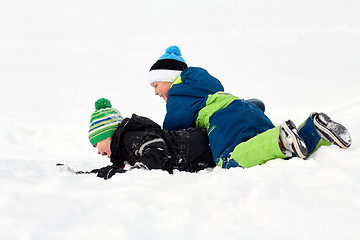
[88,98,123,147]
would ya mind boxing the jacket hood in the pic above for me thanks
[168,67,224,98]
[119,114,161,132]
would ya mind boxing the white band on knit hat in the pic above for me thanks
[148,69,181,85]
[148,46,187,85]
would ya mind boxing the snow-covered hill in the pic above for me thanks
[1,0,360,239]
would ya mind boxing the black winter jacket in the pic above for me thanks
[110,114,215,173]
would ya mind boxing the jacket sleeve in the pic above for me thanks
[163,95,198,130]
[134,137,169,170]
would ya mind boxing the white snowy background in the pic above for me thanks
[1,0,360,239]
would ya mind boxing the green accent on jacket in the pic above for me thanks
[172,75,182,86]
[196,92,239,129]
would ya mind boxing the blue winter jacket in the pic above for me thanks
[164,67,274,161]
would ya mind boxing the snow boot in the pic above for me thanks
[280,120,308,158]
[313,112,351,149]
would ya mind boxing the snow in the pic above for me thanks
[1,0,360,239]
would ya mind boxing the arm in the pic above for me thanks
[91,137,170,179]
[133,137,170,170]
[56,163,125,180]
[91,136,170,179]
[163,95,200,130]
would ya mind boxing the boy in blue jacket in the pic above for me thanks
[148,46,352,168]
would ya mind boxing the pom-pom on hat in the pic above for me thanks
[88,98,123,147]
[149,45,188,85]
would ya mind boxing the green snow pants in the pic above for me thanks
[218,117,331,169]
[223,126,286,168]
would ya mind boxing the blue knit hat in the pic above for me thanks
[149,45,188,85]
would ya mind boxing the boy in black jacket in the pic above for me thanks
[88,98,215,179]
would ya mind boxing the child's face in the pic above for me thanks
[95,137,112,158]
[151,82,172,103]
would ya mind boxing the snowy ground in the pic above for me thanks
[1,0,360,239]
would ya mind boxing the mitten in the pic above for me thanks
[90,165,126,180]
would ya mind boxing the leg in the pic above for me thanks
[297,114,325,154]
[218,120,308,169]
[218,126,286,168]
[298,112,351,156]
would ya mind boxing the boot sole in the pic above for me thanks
[314,113,351,149]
